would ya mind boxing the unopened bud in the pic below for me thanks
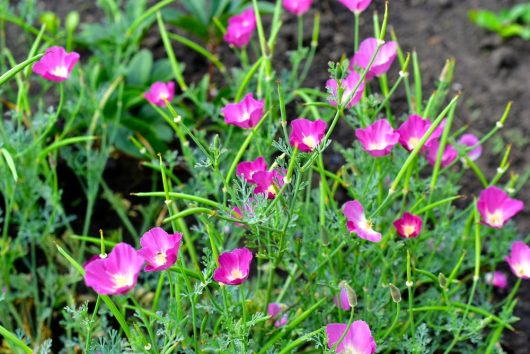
[339,281,357,308]
[389,283,401,303]
[65,11,80,32]
[438,273,448,290]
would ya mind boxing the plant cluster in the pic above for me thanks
[0,0,529,353]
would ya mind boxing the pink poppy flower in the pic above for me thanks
[236,157,268,183]
[337,0,372,14]
[425,140,458,168]
[343,201,381,243]
[397,115,443,152]
[213,248,253,285]
[224,8,256,47]
[326,320,376,354]
[84,243,144,295]
[144,81,175,107]
[283,0,312,15]
[137,227,182,272]
[485,271,508,289]
[253,170,285,199]
[326,71,365,109]
[32,46,80,82]
[355,119,400,157]
[350,38,397,80]
[506,241,530,279]
[289,118,327,152]
[458,133,482,161]
[222,93,264,129]
[268,303,288,327]
[477,186,524,229]
[334,287,351,311]
[393,212,423,239]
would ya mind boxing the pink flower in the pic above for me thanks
[268,303,288,327]
[144,81,175,107]
[84,243,144,295]
[485,271,508,289]
[350,38,397,80]
[137,227,182,272]
[232,199,254,227]
[222,93,264,129]
[425,140,458,168]
[289,118,327,152]
[213,248,253,285]
[236,157,268,183]
[253,170,285,199]
[334,287,351,311]
[326,320,376,354]
[326,71,365,109]
[397,115,443,152]
[477,186,524,229]
[393,212,423,239]
[32,46,80,82]
[283,0,312,15]
[224,8,256,47]
[506,241,530,279]
[355,119,400,157]
[337,0,372,14]
[343,201,381,243]
[458,133,482,161]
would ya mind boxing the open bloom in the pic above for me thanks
[458,133,482,161]
[397,115,443,152]
[355,119,399,157]
[393,212,423,239]
[351,38,397,80]
[213,248,253,285]
[425,140,458,168]
[237,157,268,183]
[224,8,256,47]
[253,170,285,199]
[326,321,376,354]
[506,241,530,279]
[268,303,288,327]
[137,227,182,272]
[144,81,175,107]
[337,0,372,14]
[477,186,524,229]
[222,93,264,129]
[326,71,365,109]
[343,201,381,242]
[84,243,144,295]
[283,0,312,15]
[289,118,327,152]
[32,46,80,82]
[485,271,508,289]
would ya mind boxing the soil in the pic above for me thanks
[5,0,530,352]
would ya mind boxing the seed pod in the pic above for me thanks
[438,273,448,290]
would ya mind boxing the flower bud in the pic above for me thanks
[66,11,80,33]
[389,283,401,303]
[438,273,448,290]
[40,12,60,33]
[339,281,357,308]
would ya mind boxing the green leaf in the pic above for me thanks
[126,49,153,86]
[469,10,502,32]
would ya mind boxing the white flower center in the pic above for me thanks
[302,135,317,149]
[515,262,530,278]
[403,224,415,237]
[408,137,420,149]
[486,210,504,227]
[154,252,167,266]
[368,141,386,150]
[51,66,68,78]
[229,269,244,281]
[266,184,277,195]
[113,273,133,289]
[159,91,169,100]
[241,111,250,122]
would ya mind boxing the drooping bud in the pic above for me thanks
[389,283,401,303]
[339,281,357,308]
